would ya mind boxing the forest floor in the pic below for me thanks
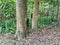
[0,25,60,45]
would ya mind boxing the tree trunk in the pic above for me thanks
[15,0,27,40]
[32,0,39,30]
[56,0,60,25]
[56,0,59,20]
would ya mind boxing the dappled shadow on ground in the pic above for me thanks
[0,26,60,45]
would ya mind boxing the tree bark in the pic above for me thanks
[15,0,27,40]
[56,0,59,21]
[32,0,39,30]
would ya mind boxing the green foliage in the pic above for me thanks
[0,0,16,34]
[0,0,16,17]
[38,16,56,25]
[0,0,59,34]
[27,0,34,16]
[0,19,16,34]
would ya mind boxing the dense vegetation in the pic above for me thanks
[0,0,60,34]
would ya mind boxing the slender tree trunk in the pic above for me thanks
[56,0,60,25]
[15,0,27,40]
[56,0,59,19]
[32,0,39,30]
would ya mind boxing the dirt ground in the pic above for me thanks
[0,26,60,45]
